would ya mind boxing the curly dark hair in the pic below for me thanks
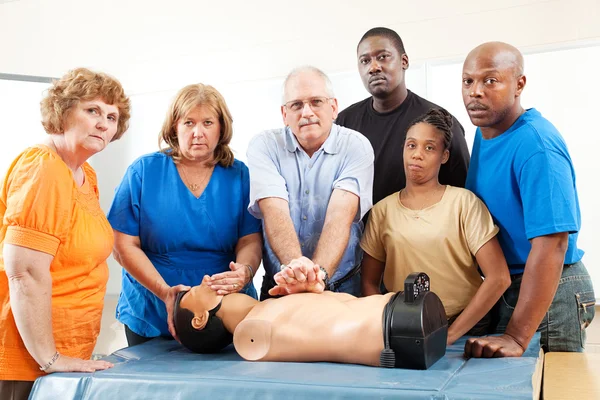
[406,108,454,150]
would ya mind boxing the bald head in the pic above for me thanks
[462,42,526,138]
[465,41,524,77]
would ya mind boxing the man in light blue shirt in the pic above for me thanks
[247,66,374,299]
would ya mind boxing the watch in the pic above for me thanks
[319,266,330,290]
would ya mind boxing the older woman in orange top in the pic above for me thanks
[0,68,130,400]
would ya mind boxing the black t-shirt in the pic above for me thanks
[336,90,470,206]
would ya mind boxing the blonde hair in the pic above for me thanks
[40,67,130,140]
[159,84,234,167]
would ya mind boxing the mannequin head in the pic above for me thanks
[173,276,232,353]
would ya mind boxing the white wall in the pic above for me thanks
[0,79,49,177]
[1,0,599,297]
[2,0,600,93]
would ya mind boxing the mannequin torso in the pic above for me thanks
[233,292,395,366]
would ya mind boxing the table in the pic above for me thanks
[543,352,600,399]
[30,334,544,400]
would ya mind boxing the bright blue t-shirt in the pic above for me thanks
[466,108,584,275]
[107,152,261,337]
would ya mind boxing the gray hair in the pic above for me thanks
[282,66,335,104]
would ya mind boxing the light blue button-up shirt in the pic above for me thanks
[247,123,374,282]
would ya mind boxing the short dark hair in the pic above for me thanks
[407,108,454,150]
[173,291,233,354]
[358,27,406,55]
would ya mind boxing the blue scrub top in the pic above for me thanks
[108,152,261,337]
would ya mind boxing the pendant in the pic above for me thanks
[189,183,199,191]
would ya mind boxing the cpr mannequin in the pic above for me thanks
[174,263,447,368]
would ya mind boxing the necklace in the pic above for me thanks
[180,164,213,192]
[400,187,444,220]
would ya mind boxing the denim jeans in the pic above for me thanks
[260,268,361,301]
[493,260,596,352]
[448,311,492,336]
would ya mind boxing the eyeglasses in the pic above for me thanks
[283,97,333,112]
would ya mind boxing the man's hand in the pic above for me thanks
[464,334,526,358]
[280,257,316,283]
[269,260,326,296]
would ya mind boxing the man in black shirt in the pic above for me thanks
[336,27,470,206]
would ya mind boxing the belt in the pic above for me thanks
[328,264,361,291]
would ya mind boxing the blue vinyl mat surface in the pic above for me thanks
[30,334,542,400]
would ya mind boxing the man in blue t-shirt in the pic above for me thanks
[462,42,595,357]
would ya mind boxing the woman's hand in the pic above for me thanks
[45,354,114,373]
[162,284,191,342]
[208,262,252,295]
[447,331,459,346]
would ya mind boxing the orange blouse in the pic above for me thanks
[0,145,113,381]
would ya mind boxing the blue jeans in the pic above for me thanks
[260,268,361,300]
[494,260,595,352]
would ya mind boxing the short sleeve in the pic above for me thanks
[332,136,374,221]
[3,148,73,256]
[461,190,499,255]
[360,201,386,262]
[238,162,262,237]
[246,134,289,219]
[519,151,579,239]
[107,163,142,237]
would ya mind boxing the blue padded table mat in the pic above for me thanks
[29,334,543,400]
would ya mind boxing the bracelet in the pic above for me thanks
[39,351,60,371]
[245,264,255,280]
